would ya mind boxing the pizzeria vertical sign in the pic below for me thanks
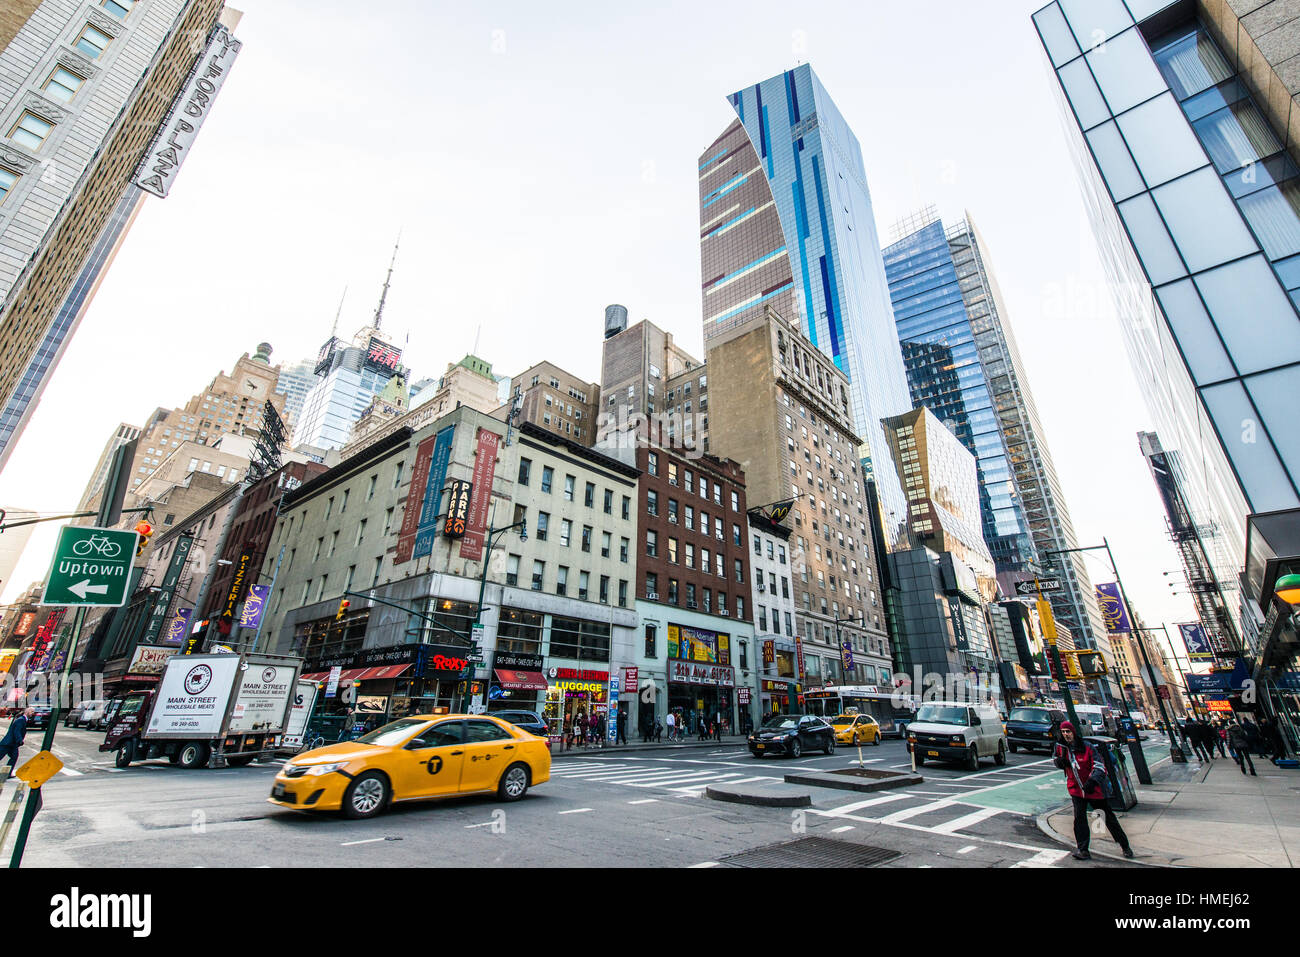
[458,429,500,561]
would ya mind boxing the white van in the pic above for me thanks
[906,700,1007,771]
[1071,704,1112,736]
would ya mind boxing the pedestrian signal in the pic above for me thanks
[1076,650,1108,677]
[134,520,153,557]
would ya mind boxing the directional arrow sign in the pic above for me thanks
[1015,578,1062,596]
[41,525,139,607]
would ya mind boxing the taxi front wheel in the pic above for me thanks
[343,771,390,819]
[498,763,530,802]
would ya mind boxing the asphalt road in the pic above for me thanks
[3,728,1173,868]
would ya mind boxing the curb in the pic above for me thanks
[783,770,922,793]
[550,740,747,759]
[705,784,811,808]
[1034,804,1165,868]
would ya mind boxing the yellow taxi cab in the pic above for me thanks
[269,713,550,819]
[829,712,881,746]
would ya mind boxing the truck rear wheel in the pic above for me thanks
[178,742,210,769]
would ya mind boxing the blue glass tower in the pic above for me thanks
[882,215,1039,577]
[700,65,913,545]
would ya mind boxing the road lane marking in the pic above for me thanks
[1013,848,1071,868]
[957,845,977,854]
[465,822,494,829]
[813,794,912,817]
[689,861,720,868]
[627,799,658,804]
[931,807,1005,834]
[558,808,593,814]
[340,838,386,846]
[59,767,83,776]
[830,825,855,833]
[878,800,957,824]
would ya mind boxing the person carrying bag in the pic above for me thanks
[1054,720,1134,861]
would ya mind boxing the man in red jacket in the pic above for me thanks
[1055,721,1134,860]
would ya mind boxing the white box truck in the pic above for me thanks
[101,652,302,769]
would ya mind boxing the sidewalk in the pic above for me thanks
[550,735,748,758]
[1039,748,1300,867]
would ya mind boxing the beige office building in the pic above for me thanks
[499,360,599,448]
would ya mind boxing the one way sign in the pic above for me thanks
[1014,578,1062,596]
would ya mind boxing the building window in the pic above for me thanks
[366,474,377,500]
[556,566,569,596]
[685,543,695,569]
[11,112,53,151]
[603,488,613,514]
[644,624,657,657]
[718,592,727,615]
[668,462,678,486]
[101,0,135,17]
[620,537,629,562]
[703,590,712,614]
[564,475,575,502]
[732,523,742,546]
[518,457,531,485]
[532,561,545,591]
[646,572,658,598]
[647,490,658,516]
[76,23,112,58]
[584,482,595,508]
[601,531,611,558]
[506,554,520,586]
[536,512,549,541]
[667,537,678,564]
[619,580,628,608]
[646,530,658,557]
[541,467,553,493]
[599,575,609,604]
[668,499,679,524]
[578,571,589,601]
[735,558,744,583]
[393,461,404,488]
[648,452,658,476]
[42,67,85,103]
[622,495,630,520]
[560,518,572,547]
[686,583,697,608]
[581,525,592,553]
[685,505,694,530]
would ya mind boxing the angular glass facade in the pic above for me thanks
[883,217,1038,574]
[699,65,914,546]
[1035,1,1300,643]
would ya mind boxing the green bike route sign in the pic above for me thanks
[41,525,139,607]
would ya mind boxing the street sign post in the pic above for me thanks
[40,525,139,607]
[1015,578,1061,596]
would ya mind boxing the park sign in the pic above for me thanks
[41,525,139,607]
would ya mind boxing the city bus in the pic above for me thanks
[804,685,917,737]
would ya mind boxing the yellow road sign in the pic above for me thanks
[15,750,63,788]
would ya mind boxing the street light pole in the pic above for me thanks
[463,510,526,714]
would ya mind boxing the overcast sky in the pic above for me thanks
[0,0,1200,669]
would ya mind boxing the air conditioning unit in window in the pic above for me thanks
[720,609,729,617]
[647,592,659,600]
[687,601,698,609]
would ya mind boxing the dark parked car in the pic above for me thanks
[749,714,835,758]
[1006,706,1065,754]
[28,705,53,730]
[492,710,552,744]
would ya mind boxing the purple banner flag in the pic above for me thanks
[239,584,269,629]
[163,608,192,647]
[1095,582,1131,634]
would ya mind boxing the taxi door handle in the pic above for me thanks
[450,750,464,756]
[503,745,515,750]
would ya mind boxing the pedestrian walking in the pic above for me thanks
[1227,720,1257,776]
[0,707,34,777]
[654,717,663,742]
[665,710,675,742]
[1211,720,1228,758]
[591,711,601,748]
[1192,720,1213,761]
[713,712,722,741]
[1054,721,1134,861]
[616,707,628,745]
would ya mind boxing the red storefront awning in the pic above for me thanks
[300,672,328,682]
[355,664,412,681]
[494,668,548,691]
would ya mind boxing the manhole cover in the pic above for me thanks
[718,837,899,868]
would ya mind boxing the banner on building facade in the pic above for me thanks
[239,584,269,629]
[459,429,501,561]
[1095,582,1131,634]
[443,480,472,539]
[413,425,455,559]
[135,25,242,198]
[163,608,192,647]
[220,553,253,620]
[1178,622,1212,661]
[140,535,194,646]
[668,624,730,664]
[396,434,438,563]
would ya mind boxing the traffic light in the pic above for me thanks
[134,520,153,557]
[1076,650,1108,678]
[335,598,350,621]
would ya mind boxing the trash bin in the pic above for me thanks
[1086,735,1137,811]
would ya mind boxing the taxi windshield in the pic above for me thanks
[356,718,429,747]
[832,714,859,725]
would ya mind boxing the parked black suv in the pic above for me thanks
[1006,706,1065,754]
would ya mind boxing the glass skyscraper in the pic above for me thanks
[883,211,1109,660]
[699,64,914,547]
[1034,0,1300,658]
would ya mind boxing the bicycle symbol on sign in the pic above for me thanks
[72,533,122,558]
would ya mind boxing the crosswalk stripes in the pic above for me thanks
[548,762,784,793]
[1012,848,1071,868]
